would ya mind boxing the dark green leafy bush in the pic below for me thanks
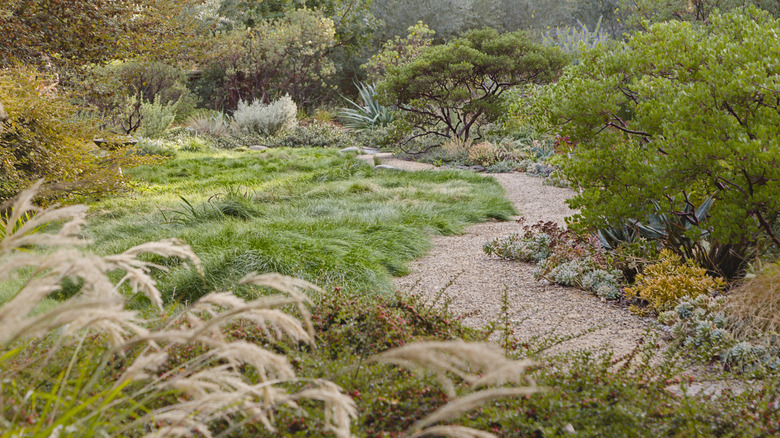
[532,8,780,257]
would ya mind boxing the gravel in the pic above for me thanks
[360,155,657,357]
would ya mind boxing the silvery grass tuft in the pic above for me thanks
[233,94,298,136]
[0,182,539,437]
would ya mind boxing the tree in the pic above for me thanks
[198,8,338,109]
[0,67,155,201]
[364,21,436,82]
[378,28,566,142]
[0,0,206,69]
[531,7,780,247]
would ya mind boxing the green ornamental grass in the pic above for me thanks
[83,148,515,303]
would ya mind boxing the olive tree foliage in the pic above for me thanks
[618,0,779,27]
[371,0,614,42]
[530,8,780,246]
[378,28,566,142]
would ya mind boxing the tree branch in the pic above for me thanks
[756,210,780,247]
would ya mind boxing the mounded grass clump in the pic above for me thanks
[726,264,780,348]
[84,148,515,303]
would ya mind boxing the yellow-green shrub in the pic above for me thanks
[0,66,155,202]
[625,249,725,315]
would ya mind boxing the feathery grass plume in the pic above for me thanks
[370,341,534,397]
[117,276,341,435]
[104,238,202,309]
[293,380,358,438]
[410,387,539,433]
[120,351,170,383]
[239,272,321,340]
[408,425,497,438]
[0,183,360,437]
[371,341,540,437]
[0,181,88,252]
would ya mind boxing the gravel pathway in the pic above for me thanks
[362,155,656,357]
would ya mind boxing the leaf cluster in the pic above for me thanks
[0,0,207,69]
[197,8,338,110]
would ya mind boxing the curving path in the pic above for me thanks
[362,155,656,357]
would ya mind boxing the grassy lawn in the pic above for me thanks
[83,147,515,303]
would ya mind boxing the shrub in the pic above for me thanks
[0,67,153,202]
[625,250,726,315]
[378,28,567,142]
[532,8,780,252]
[69,59,199,130]
[138,95,178,138]
[198,8,337,110]
[618,0,779,28]
[467,141,500,167]
[233,95,298,136]
[0,0,204,68]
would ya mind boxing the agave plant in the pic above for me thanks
[597,195,751,279]
[337,82,394,131]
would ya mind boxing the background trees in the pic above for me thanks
[0,0,206,69]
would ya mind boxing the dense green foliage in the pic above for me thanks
[532,8,780,248]
[363,21,436,82]
[379,28,567,141]
[619,0,779,27]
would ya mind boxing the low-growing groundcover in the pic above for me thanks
[82,147,515,303]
